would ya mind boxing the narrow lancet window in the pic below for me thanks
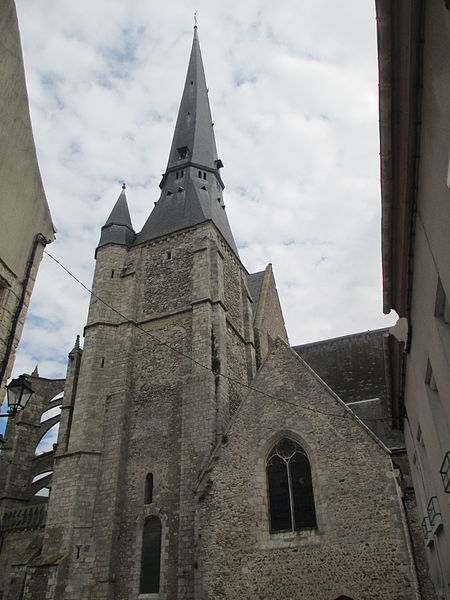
[140,517,162,594]
[267,438,316,533]
[145,473,154,504]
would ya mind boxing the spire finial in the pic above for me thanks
[122,183,126,190]
[69,334,81,356]
[194,11,198,28]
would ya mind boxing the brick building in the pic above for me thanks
[0,25,426,600]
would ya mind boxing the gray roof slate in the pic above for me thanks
[134,177,238,254]
[293,329,390,405]
[166,26,218,171]
[133,28,239,257]
[98,188,135,249]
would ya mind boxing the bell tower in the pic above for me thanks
[25,26,256,600]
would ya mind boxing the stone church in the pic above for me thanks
[0,27,423,599]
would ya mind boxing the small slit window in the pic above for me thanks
[177,146,189,160]
[267,438,316,533]
[145,473,154,504]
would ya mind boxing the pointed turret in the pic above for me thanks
[98,184,135,250]
[135,27,239,257]
[71,335,81,353]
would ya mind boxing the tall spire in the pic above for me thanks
[165,25,219,172]
[134,27,238,257]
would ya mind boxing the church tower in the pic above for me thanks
[3,24,423,600]
[26,26,261,600]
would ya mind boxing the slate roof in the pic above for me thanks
[294,328,404,448]
[134,178,238,255]
[293,329,390,405]
[166,26,218,172]
[98,187,135,249]
[133,27,239,257]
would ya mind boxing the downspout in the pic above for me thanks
[404,0,425,355]
[0,232,49,386]
[396,0,426,426]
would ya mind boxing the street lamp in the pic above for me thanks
[1,375,34,419]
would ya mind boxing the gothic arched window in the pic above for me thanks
[139,517,162,594]
[267,438,316,533]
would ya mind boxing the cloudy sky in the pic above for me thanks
[9,0,396,388]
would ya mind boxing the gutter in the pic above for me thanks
[377,0,426,420]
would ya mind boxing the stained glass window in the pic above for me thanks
[267,439,316,533]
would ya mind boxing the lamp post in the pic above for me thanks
[1,375,34,419]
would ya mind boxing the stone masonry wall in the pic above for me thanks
[142,235,194,316]
[0,375,64,600]
[226,324,248,416]
[21,222,253,599]
[72,223,252,599]
[113,318,189,599]
[0,528,45,600]
[222,242,244,336]
[195,340,419,600]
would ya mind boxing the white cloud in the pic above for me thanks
[35,423,60,455]
[10,0,396,387]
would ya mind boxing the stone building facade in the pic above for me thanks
[0,24,427,600]
[377,1,450,597]
[0,373,64,599]
[0,0,55,399]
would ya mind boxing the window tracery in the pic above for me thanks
[266,438,316,533]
